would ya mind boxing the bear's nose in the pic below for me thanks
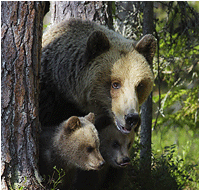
[123,157,130,164]
[125,113,140,128]
[98,160,105,169]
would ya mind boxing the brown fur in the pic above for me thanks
[75,123,135,189]
[40,18,156,133]
[39,113,104,189]
[99,124,134,168]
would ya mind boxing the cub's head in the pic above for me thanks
[86,30,156,134]
[99,124,135,168]
[55,113,105,171]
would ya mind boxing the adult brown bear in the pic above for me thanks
[40,18,156,133]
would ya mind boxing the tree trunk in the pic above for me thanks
[140,1,154,189]
[1,1,45,189]
[50,1,113,29]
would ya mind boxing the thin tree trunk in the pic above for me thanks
[140,1,154,189]
[1,1,45,189]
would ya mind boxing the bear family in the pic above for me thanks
[39,113,104,189]
[74,122,135,189]
[39,18,156,134]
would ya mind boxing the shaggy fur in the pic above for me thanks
[40,18,156,133]
[39,113,104,189]
[75,122,135,189]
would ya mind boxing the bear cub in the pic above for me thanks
[75,122,135,189]
[39,113,104,189]
[97,124,135,189]
[99,123,135,168]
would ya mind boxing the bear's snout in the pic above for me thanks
[125,113,140,130]
[122,157,130,164]
[98,160,105,170]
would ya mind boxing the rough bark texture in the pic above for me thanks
[140,1,154,189]
[1,1,45,189]
[50,1,113,29]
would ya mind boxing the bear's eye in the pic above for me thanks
[86,146,94,153]
[112,82,121,89]
[112,140,120,149]
[136,82,144,93]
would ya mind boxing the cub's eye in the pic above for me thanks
[112,82,121,89]
[86,146,94,153]
[112,140,120,149]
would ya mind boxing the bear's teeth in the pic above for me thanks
[115,120,130,134]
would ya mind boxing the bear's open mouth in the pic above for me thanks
[115,160,130,167]
[115,120,131,134]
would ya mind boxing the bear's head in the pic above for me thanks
[86,31,156,134]
[53,113,105,171]
[99,123,135,168]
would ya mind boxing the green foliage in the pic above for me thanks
[41,166,65,190]
[50,166,66,190]
[150,2,199,189]
[153,2,199,129]
[152,127,199,189]
[10,176,27,190]
[152,144,199,189]
[153,86,199,130]
[122,140,199,190]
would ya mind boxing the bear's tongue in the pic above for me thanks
[116,120,131,134]
[116,160,130,167]
[120,162,130,167]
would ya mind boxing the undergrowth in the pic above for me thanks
[122,139,199,190]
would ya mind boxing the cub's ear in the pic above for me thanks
[62,116,81,134]
[85,31,110,62]
[85,112,95,124]
[135,34,156,65]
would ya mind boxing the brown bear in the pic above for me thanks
[98,124,135,189]
[74,121,135,189]
[99,123,135,168]
[39,113,104,189]
[40,18,156,133]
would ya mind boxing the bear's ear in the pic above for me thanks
[135,34,156,65]
[63,116,81,133]
[85,112,95,124]
[85,31,110,62]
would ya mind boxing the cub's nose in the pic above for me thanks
[125,113,140,128]
[98,160,105,170]
[123,157,130,164]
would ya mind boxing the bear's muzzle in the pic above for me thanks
[115,113,140,134]
[125,113,140,130]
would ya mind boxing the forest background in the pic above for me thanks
[1,1,199,190]
[44,1,198,189]
[112,2,199,189]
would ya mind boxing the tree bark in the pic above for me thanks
[50,1,113,29]
[140,1,154,189]
[1,1,45,189]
